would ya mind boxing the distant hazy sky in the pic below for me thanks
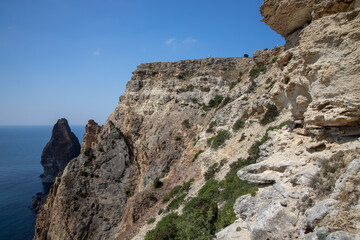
[0,0,284,126]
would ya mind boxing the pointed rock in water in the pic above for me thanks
[41,118,81,183]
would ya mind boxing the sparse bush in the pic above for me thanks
[182,119,191,129]
[158,209,164,215]
[166,193,187,212]
[229,81,237,90]
[206,120,217,133]
[208,95,223,108]
[162,186,182,203]
[232,119,245,132]
[248,80,257,92]
[204,163,220,180]
[192,150,204,161]
[79,170,88,177]
[174,136,181,141]
[97,145,104,152]
[260,104,279,125]
[243,54,249,58]
[270,57,278,64]
[147,218,156,224]
[153,177,163,188]
[250,66,266,80]
[220,96,232,108]
[176,74,183,79]
[211,130,230,149]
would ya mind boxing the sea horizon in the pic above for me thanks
[0,125,85,240]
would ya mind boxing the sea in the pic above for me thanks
[0,125,85,240]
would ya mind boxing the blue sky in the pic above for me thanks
[0,0,284,126]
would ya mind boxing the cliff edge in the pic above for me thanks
[34,1,360,239]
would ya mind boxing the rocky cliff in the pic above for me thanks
[34,1,360,239]
[41,118,81,183]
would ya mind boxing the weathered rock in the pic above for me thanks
[41,118,81,183]
[81,119,102,152]
[260,0,357,39]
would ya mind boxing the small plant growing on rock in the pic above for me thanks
[210,130,230,149]
[260,104,279,125]
[208,95,223,108]
[206,121,217,133]
[182,119,191,129]
[147,218,156,224]
[229,81,237,90]
[220,96,232,108]
[153,177,163,188]
[192,150,204,162]
[175,74,183,79]
[250,66,266,80]
[243,54,249,58]
[232,119,245,132]
[174,136,181,141]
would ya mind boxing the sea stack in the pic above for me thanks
[41,118,81,183]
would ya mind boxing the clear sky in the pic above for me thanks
[0,0,284,126]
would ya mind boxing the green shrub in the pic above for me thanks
[204,163,220,181]
[248,80,257,92]
[198,179,221,200]
[206,120,217,133]
[182,119,191,129]
[162,186,182,203]
[260,104,279,125]
[250,66,266,80]
[232,119,245,132]
[177,197,218,239]
[147,218,156,224]
[145,213,179,240]
[243,54,249,58]
[176,74,183,79]
[153,177,163,188]
[158,209,163,215]
[208,95,223,108]
[220,96,232,108]
[179,179,194,193]
[174,136,181,141]
[270,57,278,64]
[166,193,187,212]
[211,130,230,149]
[192,150,204,162]
[229,81,237,90]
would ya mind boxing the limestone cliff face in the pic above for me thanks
[35,1,360,240]
[41,118,80,183]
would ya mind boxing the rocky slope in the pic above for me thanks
[41,118,81,183]
[34,0,360,239]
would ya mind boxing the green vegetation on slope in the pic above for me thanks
[146,121,291,240]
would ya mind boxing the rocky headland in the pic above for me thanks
[34,0,360,239]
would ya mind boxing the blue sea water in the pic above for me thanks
[0,125,84,240]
